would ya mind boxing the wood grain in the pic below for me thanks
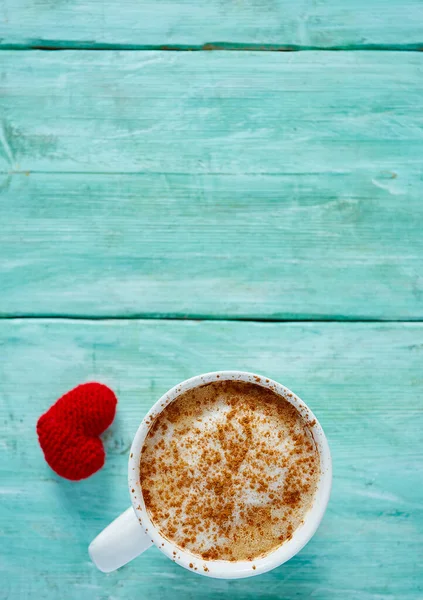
[1,170,423,319]
[1,0,423,49]
[1,319,422,598]
[1,51,423,175]
[1,51,423,319]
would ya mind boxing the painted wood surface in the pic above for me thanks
[1,51,423,319]
[2,51,423,175]
[1,319,422,599]
[1,170,423,319]
[1,0,423,596]
[1,0,423,49]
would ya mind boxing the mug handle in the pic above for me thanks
[89,507,153,572]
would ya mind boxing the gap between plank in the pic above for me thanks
[1,42,423,52]
[0,314,422,323]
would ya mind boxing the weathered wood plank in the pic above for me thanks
[1,52,423,175]
[1,0,423,48]
[1,319,422,598]
[1,170,423,319]
[1,51,423,319]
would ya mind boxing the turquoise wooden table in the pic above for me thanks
[1,2,423,598]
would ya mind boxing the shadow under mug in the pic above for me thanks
[89,371,332,579]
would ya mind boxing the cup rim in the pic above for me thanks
[128,371,332,579]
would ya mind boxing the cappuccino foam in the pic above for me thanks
[140,380,320,561]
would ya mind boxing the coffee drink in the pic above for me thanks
[140,380,320,562]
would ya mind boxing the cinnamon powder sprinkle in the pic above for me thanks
[140,381,319,562]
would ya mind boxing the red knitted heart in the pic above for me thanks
[37,383,117,481]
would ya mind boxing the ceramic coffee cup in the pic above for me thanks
[89,371,332,579]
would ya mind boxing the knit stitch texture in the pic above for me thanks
[37,383,117,480]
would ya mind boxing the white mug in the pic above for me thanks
[89,371,332,579]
